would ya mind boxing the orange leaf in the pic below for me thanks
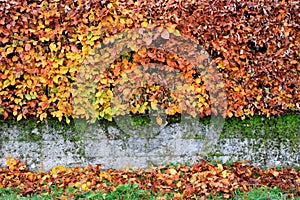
[156,116,163,125]
[1,37,9,44]
[3,111,8,119]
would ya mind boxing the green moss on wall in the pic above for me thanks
[220,114,300,141]
[0,114,299,142]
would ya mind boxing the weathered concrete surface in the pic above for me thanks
[0,120,299,172]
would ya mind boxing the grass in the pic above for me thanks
[0,183,299,199]
[0,182,172,200]
[231,186,299,200]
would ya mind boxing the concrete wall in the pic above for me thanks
[0,119,299,172]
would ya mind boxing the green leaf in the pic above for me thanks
[87,31,92,39]
[25,94,32,100]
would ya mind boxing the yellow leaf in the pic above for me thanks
[40,37,50,42]
[16,47,23,53]
[8,74,14,81]
[95,91,103,98]
[244,109,254,116]
[40,113,47,121]
[13,110,17,116]
[107,3,113,9]
[6,47,14,54]
[168,168,177,175]
[78,34,83,41]
[91,36,100,41]
[217,63,225,69]
[173,29,181,36]
[74,182,81,188]
[49,43,57,52]
[14,98,21,104]
[1,51,6,57]
[10,78,15,86]
[233,86,240,92]
[60,67,69,74]
[17,114,22,121]
[66,52,74,59]
[53,62,59,68]
[286,94,292,98]
[106,90,113,97]
[82,46,91,54]
[66,116,70,124]
[69,66,78,73]
[141,21,148,28]
[120,18,126,24]
[45,28,52,33]
[3,80,10,88]
[256,95,262,101]
[195,78,201,84]
[150,102,158,110]
[5,156,17,168]
[27,79,32,86]
[81,183,87,191]
[51,165,67,175]
[222,170,229,178]
[100,78,108,84]
[174,192,184,198]
[53,75,61,83]
[57,58,64,65]
[217,163,223,170]
[39,77,47,84]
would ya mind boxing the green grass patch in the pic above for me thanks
[0,182,174,200]
[0,184,298,200]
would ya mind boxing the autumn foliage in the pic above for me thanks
[0,157,299,199]
[0,0,299,123]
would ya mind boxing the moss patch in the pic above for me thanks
[0,114,299,141]
[221,114,300,140]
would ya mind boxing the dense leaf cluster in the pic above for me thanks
[0,157,299,199]
[0,0,299,122]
